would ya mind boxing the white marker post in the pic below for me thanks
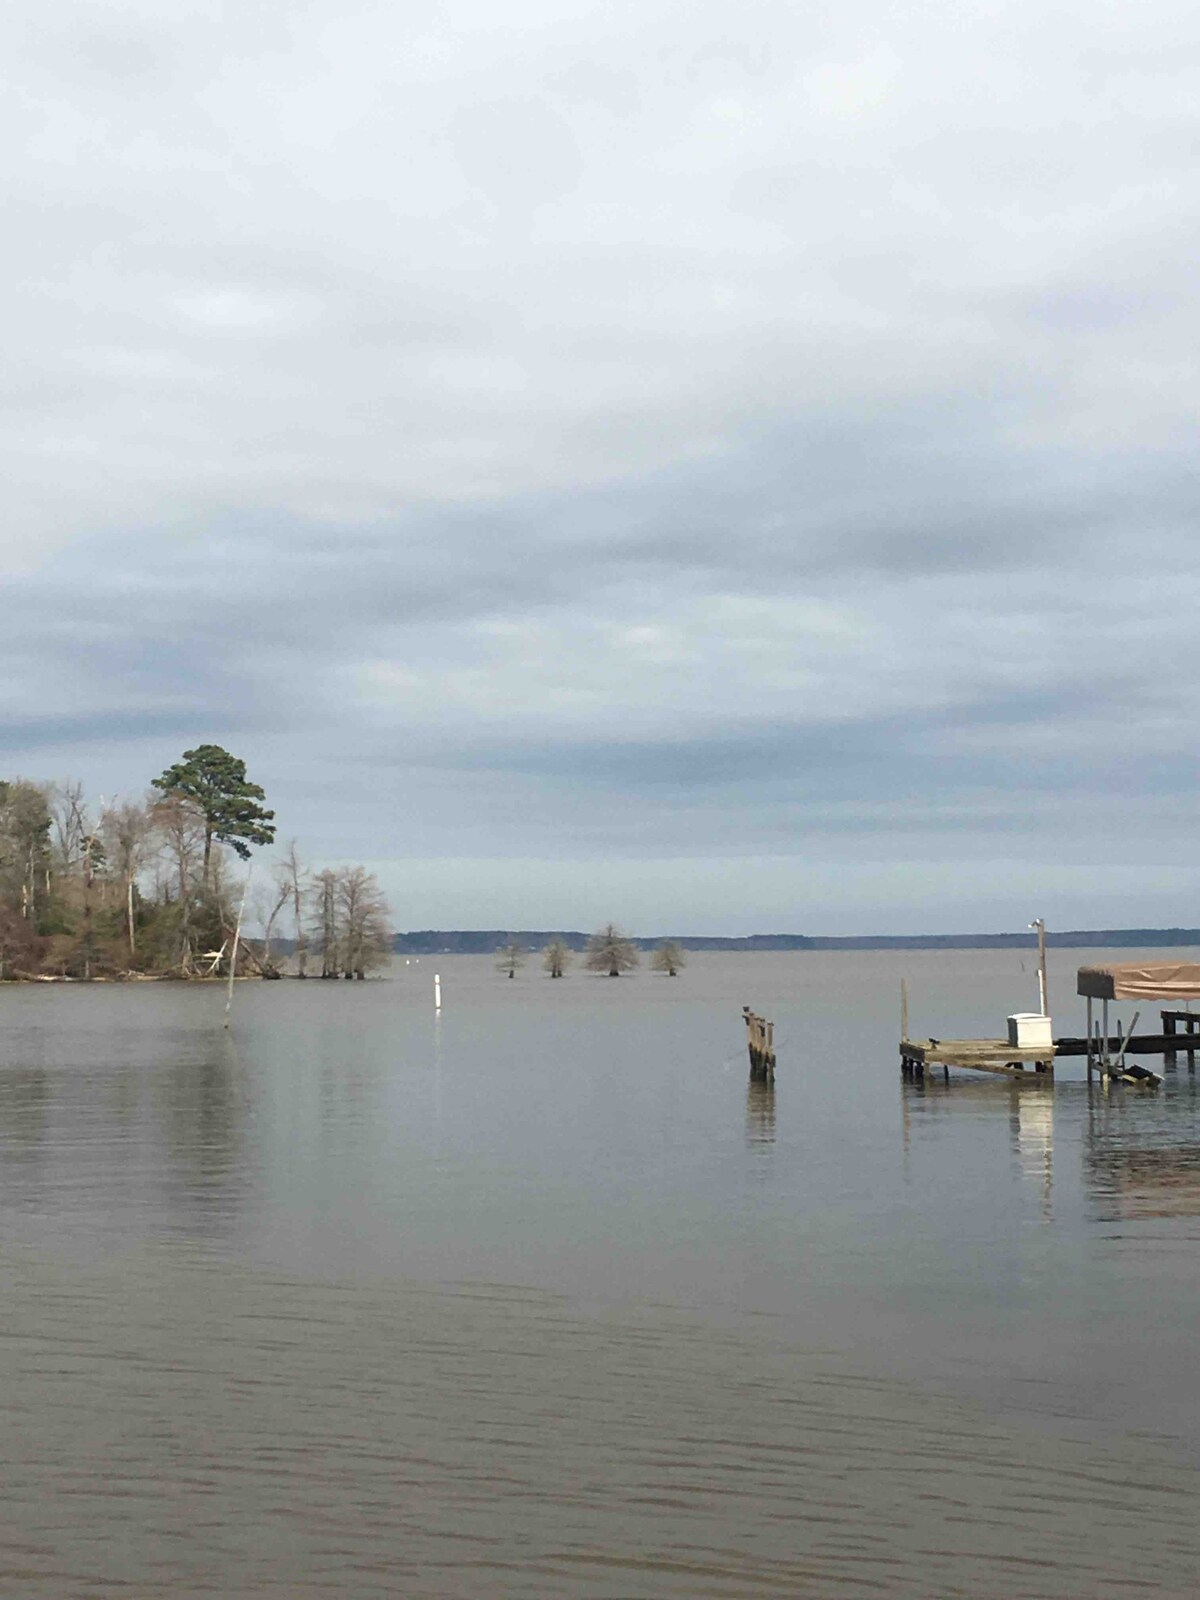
[434,973,441,1011]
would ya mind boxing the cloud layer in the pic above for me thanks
[3,0,1198,931]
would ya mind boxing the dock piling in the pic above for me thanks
[1163,1008,1176,1068]
[743,1007,776,1082]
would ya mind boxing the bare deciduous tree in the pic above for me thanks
[651,940,686,977]
[585,924,640,977]
[281,841,308,978]
[0,781,52,924]
[337,866,391,978]
[496,939,526,979]
[51,780,88,878]
[258,873,292,976]
[310,868,340,978]
[100,798,153,958]
[542,937,572,978]
[150,791,205,971]
[52,782,105,976]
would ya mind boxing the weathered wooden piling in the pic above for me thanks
[1162,1008,1199,1071]
[743,1006,776,1082]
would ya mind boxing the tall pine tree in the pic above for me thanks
[151,745,275,886]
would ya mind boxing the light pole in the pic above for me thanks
[1029,919,1047,1016]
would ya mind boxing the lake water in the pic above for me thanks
[3,948,1200,1597]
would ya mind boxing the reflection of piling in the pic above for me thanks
[746,1079,776,1146]
[743,1007,776,1082]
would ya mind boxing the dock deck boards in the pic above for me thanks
[901,1038,1055,1076]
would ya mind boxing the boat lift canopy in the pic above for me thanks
[1077,963,1200,1002]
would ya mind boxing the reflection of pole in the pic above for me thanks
[225,871,251,1030]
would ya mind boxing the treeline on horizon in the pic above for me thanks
[390,928,1200,955]
[0,745,390,981]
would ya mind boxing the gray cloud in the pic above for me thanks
[2,0,1197,931]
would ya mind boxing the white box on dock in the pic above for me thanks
[1008,1013,1053,1048]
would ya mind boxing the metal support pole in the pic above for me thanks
[1102,998,1109,1071]
[1086,995,1094,1079]
[1035,918,1048,1016]
[1112,1011,1140,1074]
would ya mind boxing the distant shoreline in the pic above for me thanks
[390,928,1200,955]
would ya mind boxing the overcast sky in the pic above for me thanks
[3,0,1197,934]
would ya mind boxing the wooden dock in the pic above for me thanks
[1163,1009,1199,1069]
[901,1039,1054,1078]
[898,957,1193,1085]
[1055,1033,1180,1058]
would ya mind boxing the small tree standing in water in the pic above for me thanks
[585,923,639,977]
[543,937,572,978]
[310,868,340,978]
[496,939,526,979]
[651,940,686,977]
[338,866,391,978]
[308,865,391,978]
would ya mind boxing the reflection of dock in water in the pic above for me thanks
[901,1073,1055,1112]
[1016,1090,1054,1218]
[1086,1144,1200,1219]
[901,1074,1055,1215]
[1086,1082,1200,1219]
[902,1056,1200,1223]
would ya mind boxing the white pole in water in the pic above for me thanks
[1029,918,1048,1016]
[434,973,441,1011]
[225,870,252,1030]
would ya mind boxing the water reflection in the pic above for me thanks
[745,1079,775,1149]
[159,1042,252,1240]
[0,1067,50,1165]
[1014,1089,1054,1220]
[1085,1079,1200,1220]
[900,1074,1056,1217]
[901,1070,1200,1225]
[901,1072,1055,1117]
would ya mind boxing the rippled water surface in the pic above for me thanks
[4,949,1200,1597]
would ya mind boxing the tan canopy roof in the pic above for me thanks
[1077,963,1200,1001]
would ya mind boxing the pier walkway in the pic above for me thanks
[901,1039,1053,1078]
